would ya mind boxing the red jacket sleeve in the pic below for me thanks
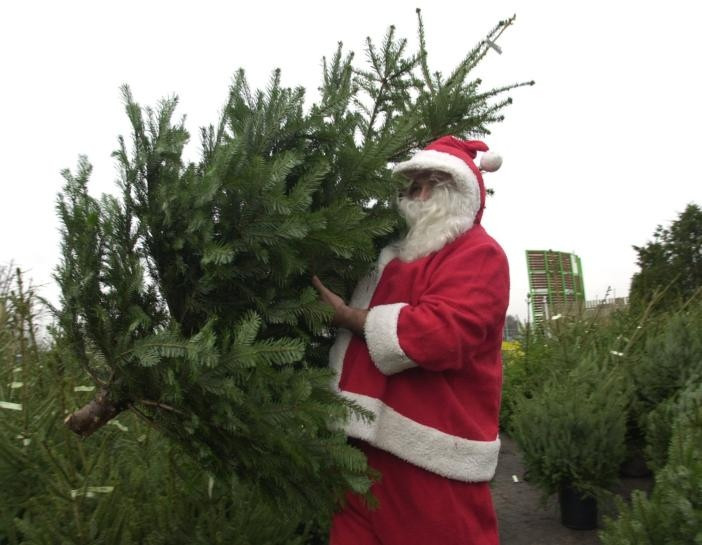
[397,241,509,372]
[363,238,509,375]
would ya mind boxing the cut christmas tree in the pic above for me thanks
[54,11,532,520]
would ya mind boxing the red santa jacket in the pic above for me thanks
[329,224,509,482]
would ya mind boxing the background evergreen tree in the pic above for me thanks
[54,11,531,523]
[629,202,702,312]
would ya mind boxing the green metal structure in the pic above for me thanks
[526,250,586,325]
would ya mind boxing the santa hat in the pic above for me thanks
[393,136,502,224]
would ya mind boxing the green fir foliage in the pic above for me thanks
[0,269,319,544]
[500,307,636,434]
[505,284,702,534]
[600,402,702,545]
[626,298,702,435]
[510,355,630,499]
[50,12,531,525]
[644,379,702,473]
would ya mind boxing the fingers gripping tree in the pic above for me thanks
[55,12,531,519]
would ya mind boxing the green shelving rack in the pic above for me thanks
[526,250,586,326]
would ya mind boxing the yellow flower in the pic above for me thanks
[502,340,525,358]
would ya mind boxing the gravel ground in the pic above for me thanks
[492,436,653,545]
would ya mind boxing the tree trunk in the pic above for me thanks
[64,389,125,437]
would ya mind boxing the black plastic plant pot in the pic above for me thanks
[558,484,597,530]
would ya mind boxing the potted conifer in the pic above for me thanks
[511,357,630,530]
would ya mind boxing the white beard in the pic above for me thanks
[397,184,475,262]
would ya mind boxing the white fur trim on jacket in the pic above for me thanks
[342,391,501,482]
[393,149,481,220]
[365,303,417,375]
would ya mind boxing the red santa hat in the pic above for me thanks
[393,135,502,224]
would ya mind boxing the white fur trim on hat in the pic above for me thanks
[393,149,481,220]
[480,151,502,172]
[364,303,417,375]
[342,391,501,482]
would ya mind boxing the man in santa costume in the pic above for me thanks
[313,135,509,545]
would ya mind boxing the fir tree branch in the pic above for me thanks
[416,9,434,95]
[137,399,186,416]
[82,363,110,388]
[622,278,679,357]
[364,77,389,141]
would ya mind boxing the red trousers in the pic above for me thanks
[330,440,499,545]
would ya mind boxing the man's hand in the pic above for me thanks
[312,276,368,337]
[312,276,346,319]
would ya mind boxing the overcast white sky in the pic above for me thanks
[1,1,700,322]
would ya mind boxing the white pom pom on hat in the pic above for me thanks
[480,151,502,172]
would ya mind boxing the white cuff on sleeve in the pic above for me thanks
[364,303,417,375]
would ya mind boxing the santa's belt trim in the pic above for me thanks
[340,390,500,482]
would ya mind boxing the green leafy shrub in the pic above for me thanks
[628,300,702,422]
[510,356,630,499]
[501,310,634,435]
[599,401,702,545]
[644,379,702,472]
[500,339,526,431]
[618,298,702,471]
[500,322,579,435]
